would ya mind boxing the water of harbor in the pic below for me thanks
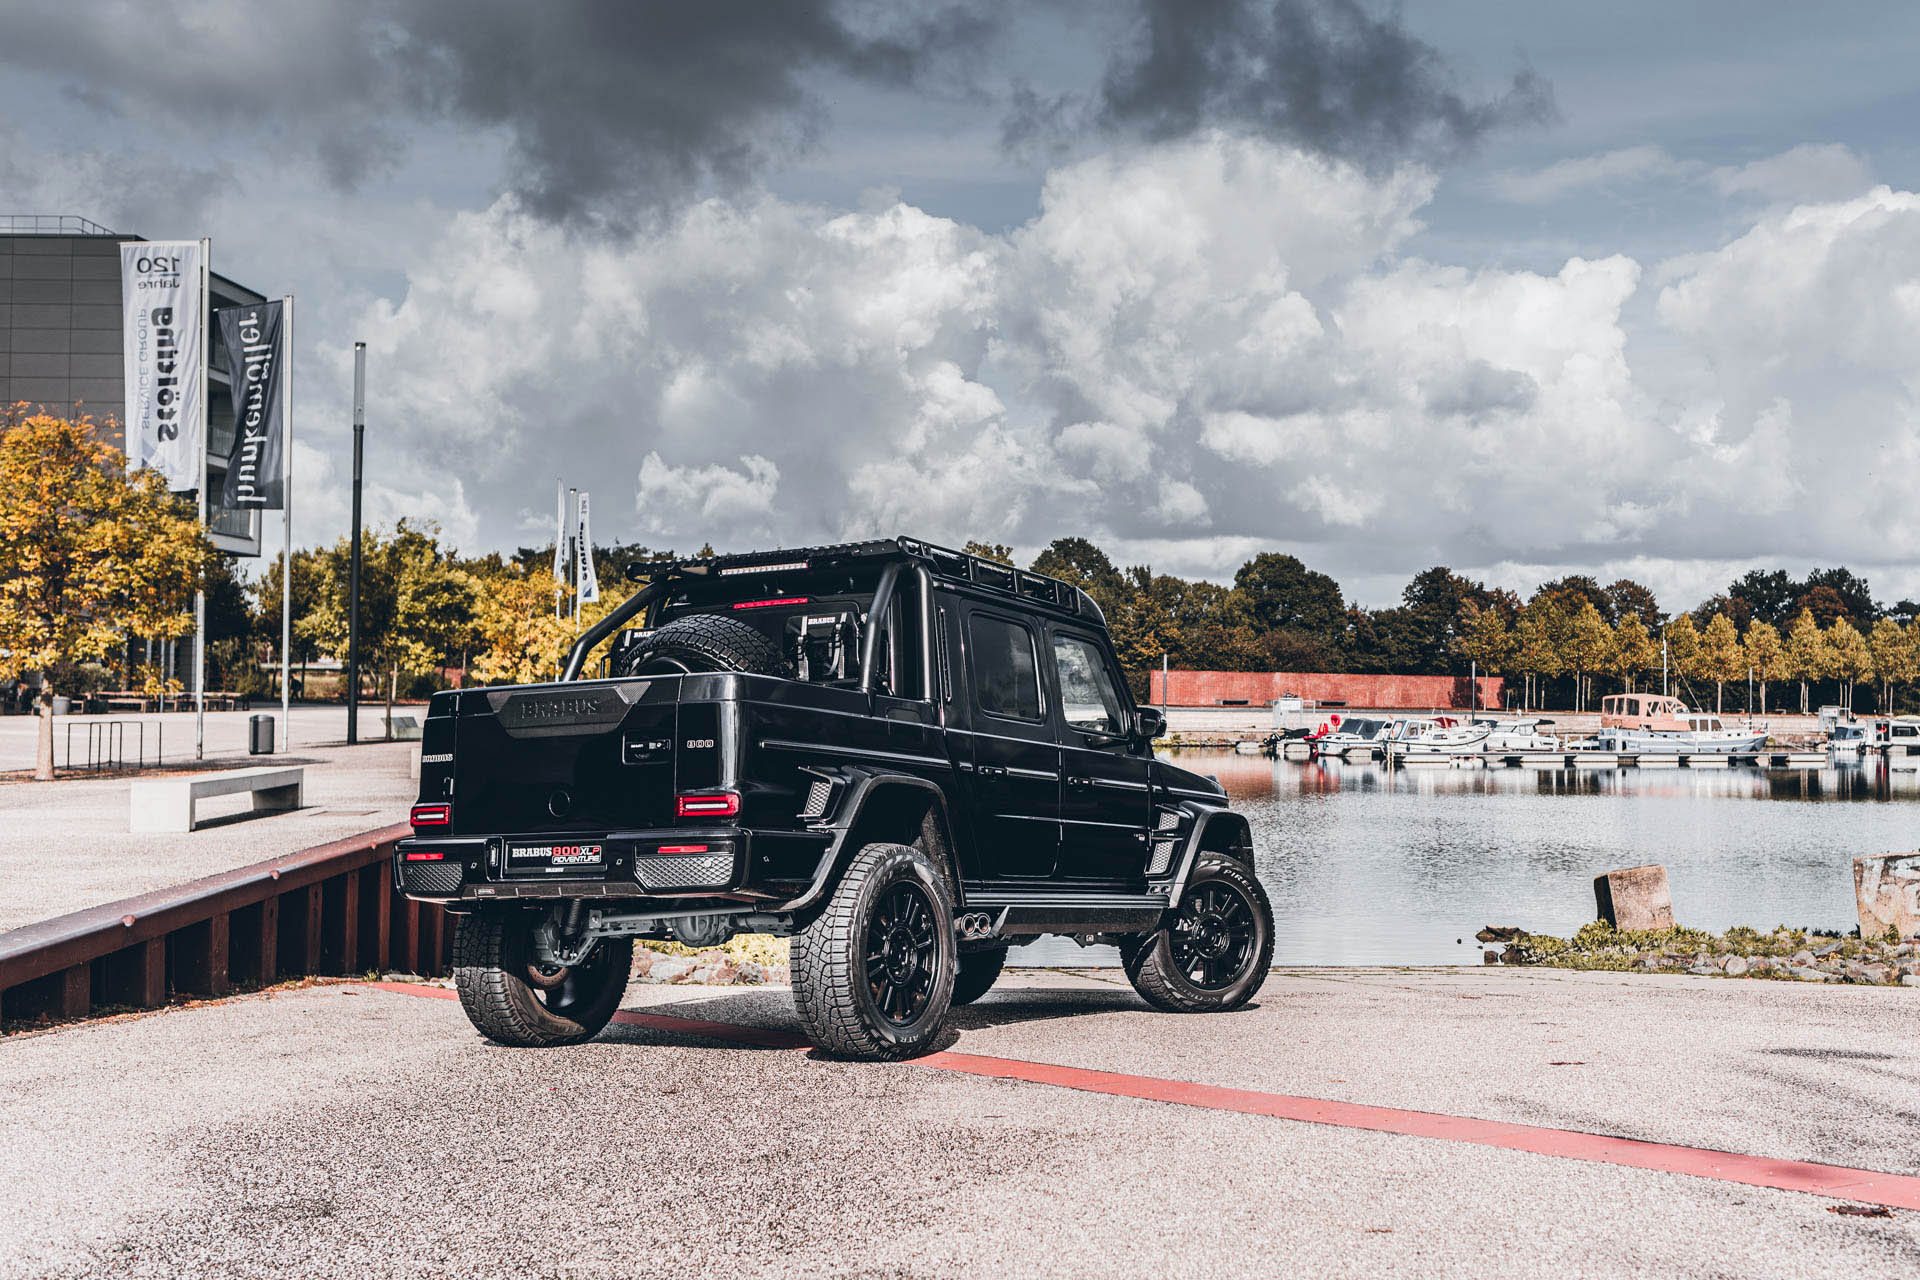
[1014,751,1919,968]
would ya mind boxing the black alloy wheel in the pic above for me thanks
[1170,880,1259,990]
[1122,853,1274,1013]
[865,881,940,1024]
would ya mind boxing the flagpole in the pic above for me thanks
[194,237,210,762]
[554,478,564,622]
[280,294,294,749]
[568,486,579,633]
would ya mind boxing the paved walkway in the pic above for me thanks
[1,967,1913,1277]
[0,731,416,933]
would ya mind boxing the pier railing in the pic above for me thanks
[0,824,453,1026]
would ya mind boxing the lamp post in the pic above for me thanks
[346,342,365,744]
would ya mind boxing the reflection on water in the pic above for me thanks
[1016,753,1920,968]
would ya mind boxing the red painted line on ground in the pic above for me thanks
[364,981,1920,1211]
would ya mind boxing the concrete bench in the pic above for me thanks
[384,714,423,741]
[129,766,305,833]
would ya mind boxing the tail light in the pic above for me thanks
[657,843,711,854]
[731,596,809,610]
[410,803,451,830]
[403,851,445,862]
[676,792,740,818]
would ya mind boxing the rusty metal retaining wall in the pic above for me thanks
[0,824,453,1027]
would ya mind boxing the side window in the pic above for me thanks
[969,614,1043,721]
[1052,633,1125,735]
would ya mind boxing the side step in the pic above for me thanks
[964,891,1170,937]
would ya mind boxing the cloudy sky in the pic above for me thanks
[4,0,1918,608]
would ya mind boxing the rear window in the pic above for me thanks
[970,615,1042,721]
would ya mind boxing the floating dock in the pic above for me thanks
[1288,747,1832,769]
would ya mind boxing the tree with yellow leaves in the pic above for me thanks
[0,408,212,779]
[1868,618,1916,713]
[1611,616,1658,694]
[1698,613,1745,713]
[1784,608,1830,714]
[1826,617,1874,713]
[1662,615,1702,700]
[1743,620,1788,716]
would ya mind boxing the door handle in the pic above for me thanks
[976,764,1008,779]
[1066,775,1093,790]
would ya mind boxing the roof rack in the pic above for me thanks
[625,535,1097,621]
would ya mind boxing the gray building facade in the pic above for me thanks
[1,216,269,555]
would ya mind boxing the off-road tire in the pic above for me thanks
[615,613,791,678]
[452,910,633,1047]
[1123,855,1273,1013]
[952,946,1008,1006]
[792,842,956,1060]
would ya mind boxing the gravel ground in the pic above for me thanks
[0,726,415,931]
[0,967,1914,1278]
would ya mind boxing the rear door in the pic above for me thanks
[960,607,1059,878]
[1050,627,1151,884]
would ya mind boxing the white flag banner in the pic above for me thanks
[552,480,568,583]
[577,490,599,603]
[120,241,205,489]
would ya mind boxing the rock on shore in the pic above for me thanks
[1490,922,1920,985]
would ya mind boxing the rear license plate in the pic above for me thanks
[506,842,606,874]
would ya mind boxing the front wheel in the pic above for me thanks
[1123,855,1273,1013]
[452,909,633,1047]
[792,842,956,1060]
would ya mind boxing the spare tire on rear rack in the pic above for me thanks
[612,614,792,679]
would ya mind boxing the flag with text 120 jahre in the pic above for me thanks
[119,240,204,490]
[217,300,286,508]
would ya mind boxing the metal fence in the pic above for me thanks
[0,214,117,235]
[0,825,453,1026]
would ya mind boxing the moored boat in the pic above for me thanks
[1385,715,1492,760]
[1594,694,1768,753]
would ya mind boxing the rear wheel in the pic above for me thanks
[1123,855,1273,1013]
[452,909,632,1047]
[792,842,956,1059]
[952,946,1008,1006]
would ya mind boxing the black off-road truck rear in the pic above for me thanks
[398,537,1272,1059]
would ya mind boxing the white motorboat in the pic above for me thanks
[1385,715,1492,760]
[1593,694,1768,754]
[1827,720,1880,755]
[1477,717,1561,753]
[1310,715,1391,759]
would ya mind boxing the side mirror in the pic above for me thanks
[1135,706,1167,745]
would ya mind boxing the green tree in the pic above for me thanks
[1535,575,1613,623]
[0,409,213,779]
[1803,567,1877,623]
[1868,617,1917,713]
[1729,569,1798,629]
[1743,620,1788,716]
[1611,616,1658,694]
[300,520,477,737]
[1784,608,1831,714]
[1400,566,1489,674]
[1603,579,1664,628]
[1232,552,1346,637]
[1699,612,1744,713]
[1826,618,1873,713]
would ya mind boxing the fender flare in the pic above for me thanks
[1165,807,1255,905]
[781,767,964,916]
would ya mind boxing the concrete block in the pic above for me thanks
[1853,853,1920,941]
[1594,864,1675,932]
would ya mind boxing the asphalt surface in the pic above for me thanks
[2,966,1915,1279]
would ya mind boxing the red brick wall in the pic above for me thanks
[1147,670,1504,710]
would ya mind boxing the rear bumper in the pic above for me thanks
[394,827,828,905]
[396,828,747,903]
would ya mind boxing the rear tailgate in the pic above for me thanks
[449,678,680,838]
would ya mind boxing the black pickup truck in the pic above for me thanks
[398,537,1272,1059]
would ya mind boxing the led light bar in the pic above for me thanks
[732,596,809,610]
[719,561,808,576]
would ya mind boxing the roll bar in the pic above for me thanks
[559,579,667,682]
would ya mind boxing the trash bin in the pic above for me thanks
[249,714,275,755]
